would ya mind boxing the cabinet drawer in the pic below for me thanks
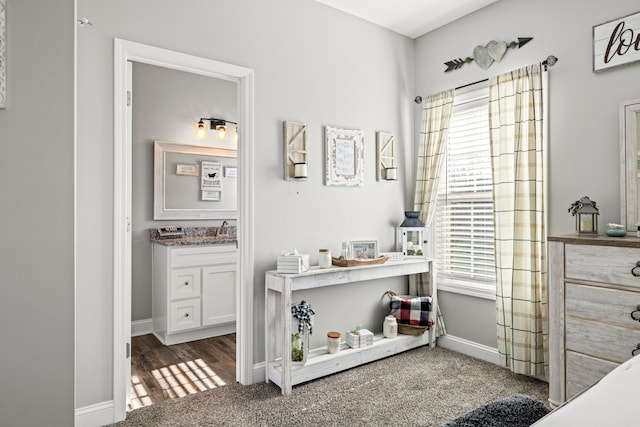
[169,299,201,332]
[565,244,640,288]
[566,283,640,329]
[170,245,238,268]
[170,268,201,300]
[566,351,618,399]
[566,317,640,363]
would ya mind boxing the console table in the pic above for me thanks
[265,259,435,395]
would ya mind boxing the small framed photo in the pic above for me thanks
[349,240,378,260]
[201,190,221,201]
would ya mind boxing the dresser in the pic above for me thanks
[152,243,238,345]
[549,235,640,406]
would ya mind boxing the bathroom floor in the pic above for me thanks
[128,333,236,411]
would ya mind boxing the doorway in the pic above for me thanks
[113,39,255,423]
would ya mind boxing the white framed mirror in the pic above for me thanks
[154,140,238,220]
[620,98,640,231]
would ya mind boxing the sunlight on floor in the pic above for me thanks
[128,358,227,411]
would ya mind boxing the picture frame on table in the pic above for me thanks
[349,240,378,260]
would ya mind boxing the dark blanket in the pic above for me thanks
[441,394,550,427]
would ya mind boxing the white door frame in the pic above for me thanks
[113,38,255,422]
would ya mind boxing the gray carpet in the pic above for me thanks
[112,346,549,427]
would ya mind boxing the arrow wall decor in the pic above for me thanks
[444,37,533,72]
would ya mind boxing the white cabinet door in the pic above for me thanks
[202,265,236,326]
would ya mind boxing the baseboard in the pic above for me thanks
[437,334,500,365]
[252,361,266,385]
[75,400,115,427]
[131,318,153,337]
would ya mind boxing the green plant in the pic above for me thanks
[350,325,362,335]
[291,332,304,362]
[568,197,597,216]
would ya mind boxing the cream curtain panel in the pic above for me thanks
[412,89,455,337]
[489,64,547,377]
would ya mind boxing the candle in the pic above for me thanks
[385,167,397,180]
[294,162,308,179]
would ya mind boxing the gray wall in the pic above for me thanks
[77,0,413,410]
[3,0,629,423]
[0,0,75,425]
[415,0,640,348]
[132,62,238,321]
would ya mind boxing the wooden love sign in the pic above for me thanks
[593,11,640,72]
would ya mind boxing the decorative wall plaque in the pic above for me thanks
[325,126,364,187]
[593,11,640,72]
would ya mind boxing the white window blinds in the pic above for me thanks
[436,87,496,283]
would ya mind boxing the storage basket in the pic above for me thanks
[397,323,428,336]
[385,290,432,336]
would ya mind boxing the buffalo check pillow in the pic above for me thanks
[389,293,433,327]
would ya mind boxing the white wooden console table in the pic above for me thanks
[265,259,435,396]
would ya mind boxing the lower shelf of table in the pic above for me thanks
[267,332,435,392]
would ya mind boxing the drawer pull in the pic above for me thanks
[184,281,189,286]
[633,344,640,356]
[631,305,640,322]
[185,313,190,318]
[632,261,640,277]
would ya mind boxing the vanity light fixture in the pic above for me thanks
[195,117,238,142]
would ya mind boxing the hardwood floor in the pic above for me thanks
[128,333,236,411]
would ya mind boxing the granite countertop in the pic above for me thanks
[150,226,237,247]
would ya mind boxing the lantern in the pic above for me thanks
[397,211,427,258]
[573,196,599,234]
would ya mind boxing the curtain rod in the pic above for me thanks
[414,55,558,104]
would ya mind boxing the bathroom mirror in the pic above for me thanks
[154,140,238,220]
[620,99,640,231]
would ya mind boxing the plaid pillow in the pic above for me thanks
[389,294,433,327]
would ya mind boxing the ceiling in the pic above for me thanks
[314,0,499,39]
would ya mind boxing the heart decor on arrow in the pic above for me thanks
[474,45,493,70]
[444,37,533,72]
[487,40,508,61]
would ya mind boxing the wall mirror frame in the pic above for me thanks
[620,98,640,231]
[154,140,238,220]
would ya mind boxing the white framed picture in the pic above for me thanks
[201,190,221,201]
[349,240,378,260]
[325,126,364,187]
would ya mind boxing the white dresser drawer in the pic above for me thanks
[169,298,202,332]
[170,245,237,268]
[566,317,640,363]
[566,351,618,398]
[566,283,640,329]
[170,267,201,300]
[565,244,640,289]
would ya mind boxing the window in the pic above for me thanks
[435,87,496,296]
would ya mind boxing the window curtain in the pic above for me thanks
[412,89,455,337]
[489,64,547,377]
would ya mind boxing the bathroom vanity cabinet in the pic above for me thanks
[152,242,237,345]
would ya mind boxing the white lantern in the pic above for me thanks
[397,211,426,258]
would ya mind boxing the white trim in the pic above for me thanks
[112,38,255,424]
[437,334,500,365]
[438,277,496,300]
[131,319,153,337]
[75,401,114,427]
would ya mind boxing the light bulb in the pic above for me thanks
[195,120,207,139]
[216,125,228,141]
[233,127,238,143]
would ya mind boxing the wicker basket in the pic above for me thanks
[398,323,429,336]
